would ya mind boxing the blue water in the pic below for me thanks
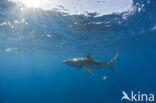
[0,0,156,103]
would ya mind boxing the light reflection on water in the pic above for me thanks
[9,0,133,16]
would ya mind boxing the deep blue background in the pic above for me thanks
[0,0,156,103]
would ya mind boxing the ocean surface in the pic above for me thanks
[0,0,156,103]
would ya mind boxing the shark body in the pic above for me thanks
[63,53,118,75]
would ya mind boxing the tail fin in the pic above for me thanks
[109,53,118,71]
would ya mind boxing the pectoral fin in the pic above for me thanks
[82,66,94,76]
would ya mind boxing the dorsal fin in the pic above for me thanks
[86,52,92,59]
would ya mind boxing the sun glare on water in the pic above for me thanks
[22,0,43,8]
[9,0,133,16]
[21,0,47,8]
[10,0,50,8]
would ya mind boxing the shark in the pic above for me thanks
[62,53,118,75]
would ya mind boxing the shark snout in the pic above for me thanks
[62,60,69,64]
[62,60,67,63]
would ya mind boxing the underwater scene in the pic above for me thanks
[0,0,156,103]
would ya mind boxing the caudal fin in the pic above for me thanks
[109,53,118,71]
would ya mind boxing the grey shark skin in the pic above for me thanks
[63,53,118,75]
